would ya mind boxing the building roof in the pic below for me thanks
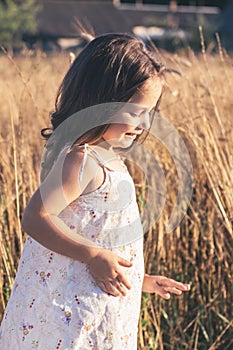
[36,1,230,50]
[118,3,220,30]
[38,1,221,39]
[37,1,133,38]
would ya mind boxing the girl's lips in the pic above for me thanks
[124,132,143,140]
[125,133,137,139]
[125,131,142,137]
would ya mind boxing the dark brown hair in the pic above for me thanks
[41,33,165,181]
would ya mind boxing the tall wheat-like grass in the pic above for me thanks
[0,47,232,349]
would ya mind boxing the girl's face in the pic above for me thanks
[102,77,163,149]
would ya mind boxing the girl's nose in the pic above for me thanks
[138,111,151,130]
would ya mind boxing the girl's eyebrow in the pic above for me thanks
[128,104,151,112]
[130,106,157,115]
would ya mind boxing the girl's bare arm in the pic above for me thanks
[21,148,132,296]
[22,148,98,259]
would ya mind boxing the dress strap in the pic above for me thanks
[79,143,88,182]
[78,143,112,182]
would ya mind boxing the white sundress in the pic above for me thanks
[0,145,145,350]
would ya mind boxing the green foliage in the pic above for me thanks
[0,0,41,48]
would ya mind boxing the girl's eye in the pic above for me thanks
[130,111,147,118]
[129,109,155,118]
[130,112,139,117]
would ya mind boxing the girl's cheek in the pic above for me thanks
[114,113,136,125]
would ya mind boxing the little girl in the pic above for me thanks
[0,33,190,349]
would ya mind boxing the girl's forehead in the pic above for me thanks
[129,77,163,109]
[139,76,164,93]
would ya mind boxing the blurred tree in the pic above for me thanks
[0,0,41,48]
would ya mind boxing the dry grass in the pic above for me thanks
[0,46,232,349]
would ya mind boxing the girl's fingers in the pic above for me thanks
[156,288,171,300]
[117,274,131,290]
[157,277,190,292]
[164,287,183,295]
[158,285,190,298]
[97,281,109,294]
[115,280,127,296]
[168,281,190,291]
[117,256,132,268]
[98,281,120,297]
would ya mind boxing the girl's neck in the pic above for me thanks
[92,139,120,161]
[93,138,114,152]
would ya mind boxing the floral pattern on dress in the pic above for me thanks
[0,145,144,349]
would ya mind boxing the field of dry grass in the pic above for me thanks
[0,44,232,349]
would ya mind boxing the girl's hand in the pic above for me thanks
[142,274,190,300]
[88,250,132,297]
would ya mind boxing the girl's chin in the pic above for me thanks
[111,139,134,148]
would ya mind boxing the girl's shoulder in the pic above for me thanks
[68,144,106,166]
[65,144,105,182]
[65,144,86,156]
